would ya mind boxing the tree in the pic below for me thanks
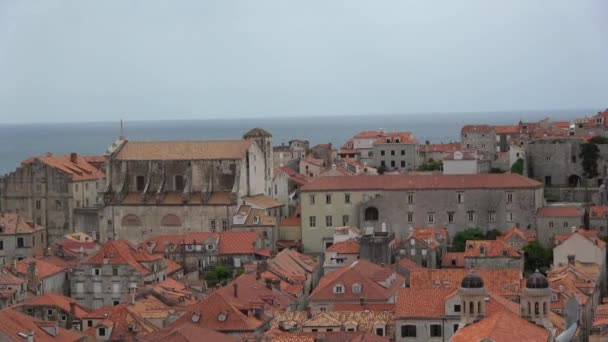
[485,229,502,240]
[417,159,443,172]
[510,158,524,175]
[580,142,600,203]
[204,265,232,286]
[588,136,608,145]
[377,164,387,174]
[450,228,486,252]
[522,241,552,273]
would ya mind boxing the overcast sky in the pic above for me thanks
[0,1,607,124]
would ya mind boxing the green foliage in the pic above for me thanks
[377,164,387,175]
[417,160,443,171]
[510,158,524,175]
[588,136,608,144]
[522,241,553,273]
[204,265,232,286]
[490,168,505,174]
[580,142,600,180]
[485,229,502,240]
[450,228,485,252]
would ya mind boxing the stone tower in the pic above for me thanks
[243,128,273,195]
[521,270,553,329]
[458,270,487,327]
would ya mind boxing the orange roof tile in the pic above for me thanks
[310,260,404,302]
[326,239,360,254]
[554,229,606,249]
[590,206,608,219]
[353,130,385,139]
[85,240,162,276]
[84,303,158,340]
[14,257,66,280]
[441,252,465,268]
[301,173,542,192]
[418,142,461,153]
[142,231,258,255]
[461,125,494,134]
[493,125,520,134]
[395,288,455,318]
[0,212,45,235]
[268,249,318,284]
[243,194,284,209]
[23,153,105,181]
[280,217,301,227]
[332,303,394,312]
[140,322,237,342]
[397,257,422,270]
[464,240,521,258]
[553,121,572,129]
[409,269,523,296]
[373,132,417,145]
[498,226,537,243]
[0,309,85,342]
[536,206,584,217]
[115,140,254,160]
[16,293,90,318]
[451,308,550,342]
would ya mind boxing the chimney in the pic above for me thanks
[571,226,577,233]
[233,283,238,297]
[567,255,575,265]
[69,302,76,316]
[70,153,78,163]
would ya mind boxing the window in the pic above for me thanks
[334,285,344,294]
[407,212,413,223]
[76,200,80,208]
[401,325,416,337]
[430,324,442,337]
[112,268,118,276]
[454,304,461,312]
[210,219,216,232]
[364,207,379,221]
[545,176,552,186]
[309,216,316,228]
[222,219,228,231]
[17,237,24,248]
[87,320,93,327]
[427,212,435,224]
[467,211,474,222]
[342,215,350,226]
[113,300,120,306]
[85,198,89,207]
[506,192,513,203]
[549,221,554,228]
[75,184,79,191]
[0,241,3,250]
[401,150,405,155]
[457,192,464,204]
[453,324,459,333]
[390,160,396,168]
[85,183,89,190]
[32,236,35,246]
[352,283,361,294]
[448,212,455,223]
[309,194,315,205]
[401,160,406,167]
[407,193,414,204]
[572,156,577,163]
[381,160,386,167]
[98,327,106,337]
[563,221,568,228]
[546,156,551,161]
[56,200,61,210]
[93,268,101,276]
[175,175,185,191]
[325,215,333,227]
[35,200,41,210]
[344,194,351,204]
[136,176,145,191]
[326,194,331,204]
[381,150,385,156]
[488,211,496,222]
[507,211,514,222]
[375,327,384,336]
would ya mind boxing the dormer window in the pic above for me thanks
[396,138,401,143]
[333,284,344,294]
[352,283,362,294]
[253,216,260,224]
[218,312,227,322]
[386,138,391,143]
[207,244,215,251]
[98,327,106,337]
[479,247,485,256]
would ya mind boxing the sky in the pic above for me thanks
[0,0,607,124]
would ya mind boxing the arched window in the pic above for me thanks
[535,302,540,315]
[122,214,142,227]
[174,175,184,191]
[469,302,474,315]
[365,207,379,221]
[477,301,481,315]
[161,214,182,227]
[543,302,547,315]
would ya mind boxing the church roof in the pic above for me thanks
[114,140,254,160]
[243,127,272,138]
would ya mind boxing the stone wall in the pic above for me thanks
[371,143,418,171]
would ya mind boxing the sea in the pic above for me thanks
[0,109,594,174]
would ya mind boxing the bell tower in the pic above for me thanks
[521,270,553,329]
[243,128,273,195]
[458,270,487,327]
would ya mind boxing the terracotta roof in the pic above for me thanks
[302,156,325,167]
[141,231,258,255]
[590,206,608,219]
[418,142,461,153]
[22,153,105,181]
[84,303,158,340]
[451,307,550,342]
[326,239,360,254]
[409,269,523,296]
[0,212,45,235]
[464,240,521,258]
[332,303,394,312]
[395,288,455,318]
[268,249,317,284]
[353,130,384,139]
[408,227,447,249]
[14,257,66,280]
[114,140,254,160]
[301,173,542,192]
[373,132,417,145]
[15,293,91,318]
[397,257,422,270]
[140,322,237,342]
[498,226,537,243]
[219,232,259,254]
[84,239,163,276]
[312,143,337,151]
[243,194,284,209]
[536,206,584,217]
[166,259,183,275]
[277,165,312,185]
[310,260,404,302]
[153,278,198,306]
[243,127,272,138]
[553,121,571,129]
[461,125,494,134]
[441,252,465,268]
[493,125,520,134]
[280,217,301,227]
[82,155,106,164]
[0,309,85,342]
[554,229,606,249]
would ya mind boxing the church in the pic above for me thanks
[98,128,275,243]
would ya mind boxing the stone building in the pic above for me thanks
[300,173,544,253]
[310,143,337,165]
[13,292,91,331]
[1,153,105,243]
[273,139,309,168]
[399,227,447,269]
[418,142,461,164]
[0,212,46,265]
[553,229,606,293]
[98,128,273,244]
[371,132,418,171]
[323,239,360,274]
[497,226,537,251]
[443,151,490,174]
[299,156,326,178]
[0,309,85,342]
[461,125,496,161]
[0,266,27,309]
[535,206,585,246]
[589,205,608,236]
[11,257,69,296]
[359,228,395,265]
[527,136,608,188]
[71,239,170,309]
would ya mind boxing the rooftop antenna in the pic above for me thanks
[119,119,125,139]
